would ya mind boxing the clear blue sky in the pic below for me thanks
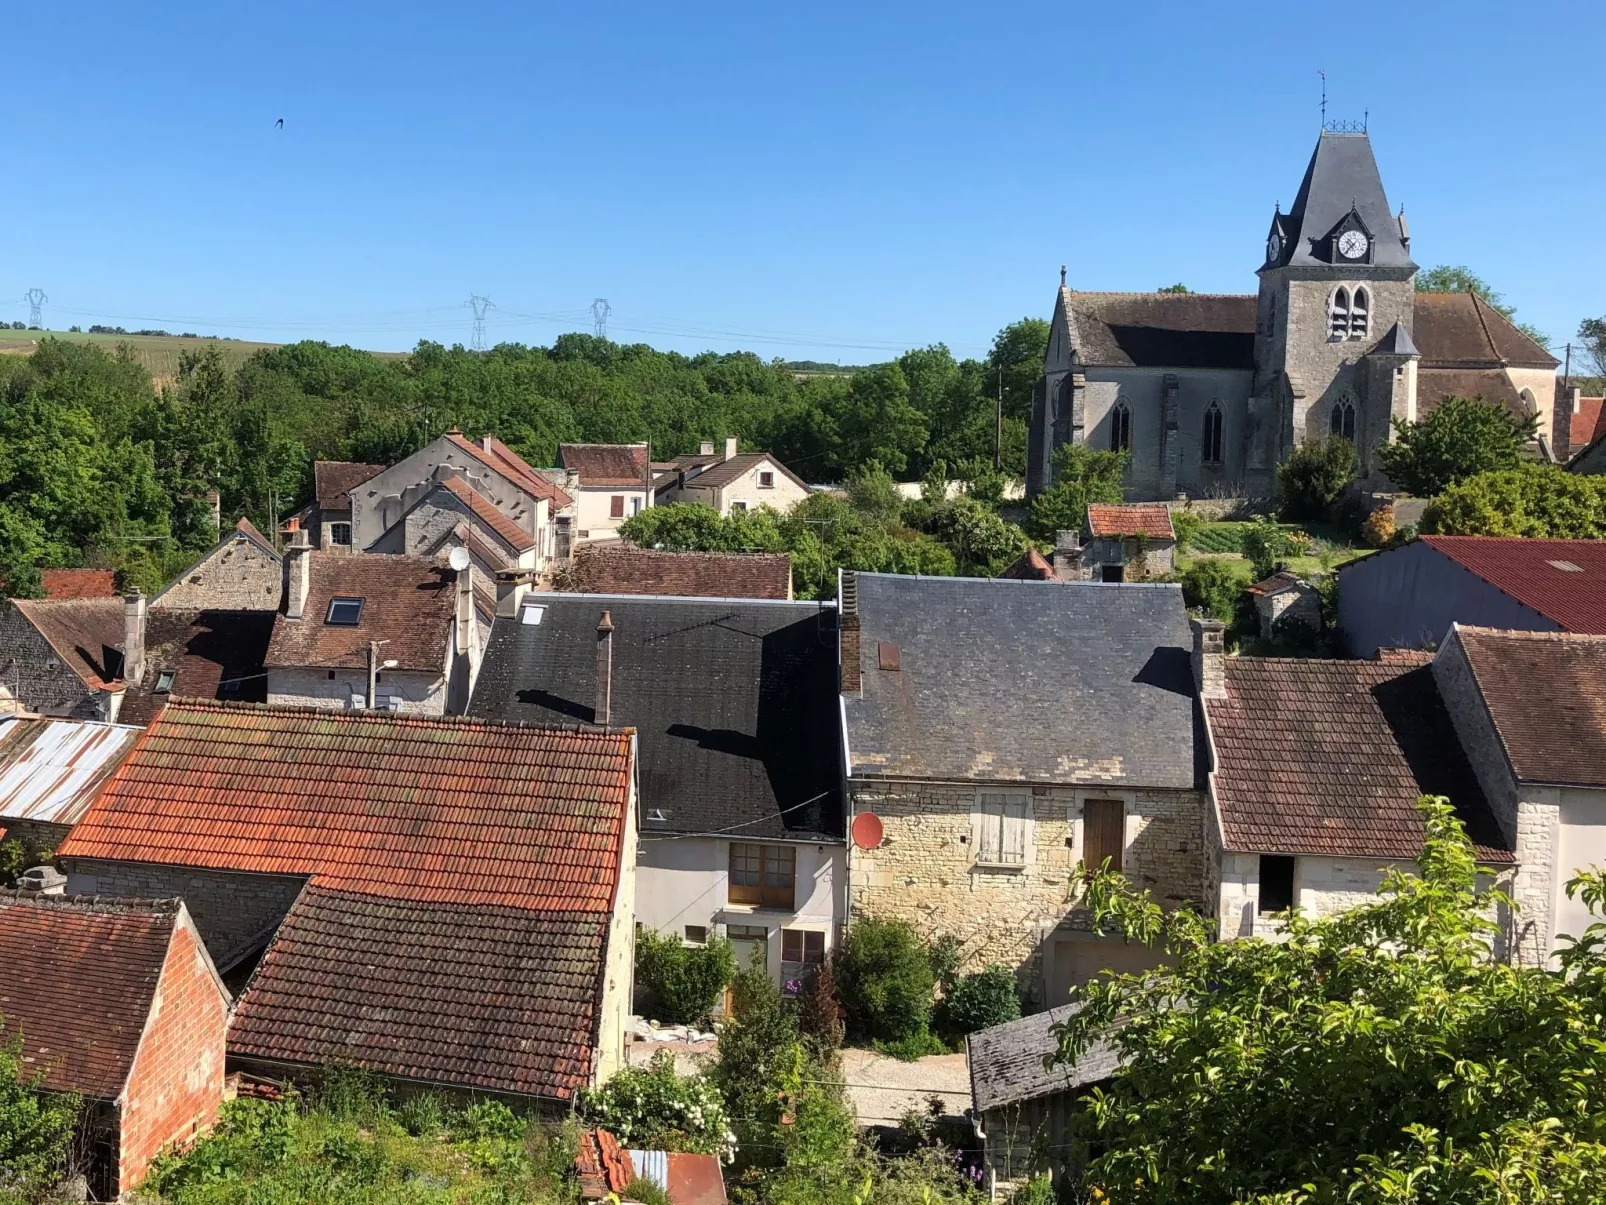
[4,0,1600,365]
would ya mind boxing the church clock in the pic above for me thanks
[1266,232,1282,263]
[1337,230,1369,260]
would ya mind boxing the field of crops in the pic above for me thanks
[0,328,405,383]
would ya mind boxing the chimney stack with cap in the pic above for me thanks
[838,571,862,693]
[724,436,739,461]
[1190,617,1227,700]
[456,562,475,654]
[1051,531,1084,582]
[595,611,614,726]
[122,589,147,685]
[283,520,312,620]
[699,441,715,456]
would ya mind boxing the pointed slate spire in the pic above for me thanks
[1371,321,1419,358]
[1279,131,1415,269]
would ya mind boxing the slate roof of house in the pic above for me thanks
[1207,656,1511,862]
[1412,292,1558,368]
[0,894,183,1099]
[844,574,1198,788]
[119,609,275,725]
[997,547,1054,581]
[445,431,572,509]
[469,595,841,841]
[41,569,118,600]
[229,886,611,1099]
[1416,537,1606,634]
[0,717,142,826]
[1570,397,1606,451]
[264,553,457,671]
[1060,289,1258,370]
[314,461,385,511]
[565,545,792,600]
[967,1003,1120,1113]
[558,444,651,488]
[10,597,126,693]
[437,476,538,553]
[1086,503,1175,541]
[1453,627,1606,789]
[675,452,810,493]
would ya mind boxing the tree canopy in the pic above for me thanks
[1422,464,1606,538]
[1377,396,1538,497]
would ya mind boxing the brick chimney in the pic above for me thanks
[1190,617,1226,700]
[1051,530,1084,582]
[839,571,862,693]
[283,520,312,620]
[724,436,739,461]
[122,590,147,685]
[595,611,614,725]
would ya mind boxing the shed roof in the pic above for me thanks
[967,1003,1120,1113]
[565,545,792,600]
[996,548,1054,581]
[264,553,457,672]
[1416,537,1606,634]
[1569,397,1605,450]
[1087,503,1175,541]
[0,717,142,826]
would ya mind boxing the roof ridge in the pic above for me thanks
[1065,290,1256,300]
[0,890,183,916]
[158,695,641,737]
[1467,291,1504,365]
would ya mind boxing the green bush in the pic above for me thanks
[1180,559,1246,622]
[1240,515,1289,579]
[935,965,1021,1041]
[1422,463,1606,537]
[1169,509,1204,551]
[0,1035,81,1203]
[634,928,737,1026]
[1276,436,1356,521]
[834,917,936,1046]
[872,1030,952,1061]
[1028,444,1129,541]
[1377,395,1537,496]
[623,1177,672,1205]
[578,1050,732,1158]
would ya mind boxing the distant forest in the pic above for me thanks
[0,322,1046,595]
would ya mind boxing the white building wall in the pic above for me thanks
[712,461,810,516]
[266,667,447,715]
[572,486,648,544]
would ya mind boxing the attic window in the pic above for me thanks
[326,597,364,625]
[154,669,176,693]
[520,603,545,626]
[878,641,901,671]
[759,471,775,489]
[1548,560,1584,572]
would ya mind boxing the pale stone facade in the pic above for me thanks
[151,523,282,611]
[266,666,449,715]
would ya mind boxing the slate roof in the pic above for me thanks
[1413,292,1557,368]
[1453,627,1606,788]
[1371,321,1419,358]
[1087,503,1175,541]
[446,431,572,509]
[41,569,118,600]
[1207,656,1511,861]
[0,894,182,1099]
[1417,537,1606,634]
[565,545,792,600]
[11,597,126,692]
[997,548,1054,581]
[0,717,142,826]
[119,609,275,725]
[265,553,457,671]
[1271,132,1413,270]
[844,574,1197,788]
[469,595,841,840]
[559,444,651,488]
[229,886,610,1099]
[438,476,538,553]
[313,461,385,511]
[967,1003,1120,1113]
[1060,289,1257,370]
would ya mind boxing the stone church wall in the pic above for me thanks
[1082,368,1256,499]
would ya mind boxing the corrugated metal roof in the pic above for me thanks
[627,1149,669,1193]
[0,717,143,826]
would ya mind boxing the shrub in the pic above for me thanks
[1240,516,1288,579]
[1359,504,1396,548]
[578,1050,732,1158]
[1422,463,1606,537]
[0,1035,81,1203]
[1169,508,1203,551]
[1006,1173,1057,1205]
[796,959,845,1062]
[624,1177,672,1205]
[713,967,804,1162]
[834,916,936,1046]
[634,928,736,1026]
[1180,559,1245,622]
[1276,437,1355,520]
[872,1030,951,1061]
[1377,395,1537,496]
[935,965,1022,1041]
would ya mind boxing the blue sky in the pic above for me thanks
[3,0,1600,364]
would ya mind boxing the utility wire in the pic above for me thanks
[639,790,834,841]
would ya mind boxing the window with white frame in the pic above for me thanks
[975,792,1031,867]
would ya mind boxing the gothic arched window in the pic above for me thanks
[1328,287,1351,339]
[1349,287,1370,340]
[1331,396,1357,442]
[1201,401,1224,466]
[1110,401,1132,452]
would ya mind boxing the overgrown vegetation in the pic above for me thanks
[634,928,737,1026]
[833,917,940,1055]
[1275,436,1355,521]
[1027,444,1128,541]
[577,1051,733,1157]
[0,1032,80,1205]
[933,966,1021,1044]
[1423,463,1606,537]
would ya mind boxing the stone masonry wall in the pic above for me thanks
[154,533,282,611]
[1431,638,1519,842]
[267,668,448,716]
[0,603,103,717]
[847,779,1205,990]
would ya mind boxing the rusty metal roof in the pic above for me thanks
[0,717,143,826]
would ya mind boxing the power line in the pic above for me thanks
[22,288,47,327]
[464,295,495,351]
[590,298,612,339]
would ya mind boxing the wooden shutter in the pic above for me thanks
[976,794,1004,863]
[1001,797,1030,865]
[610,495,625,518]
[1082,800,1125,876]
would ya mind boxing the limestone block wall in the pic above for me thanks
[1431,638,1520,842]
[0,605,104,718]
[154,534,281,611]
[267,667,447,715]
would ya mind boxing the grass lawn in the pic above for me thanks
[1179,520,1369,579]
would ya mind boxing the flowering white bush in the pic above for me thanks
[577,1051,736,1161]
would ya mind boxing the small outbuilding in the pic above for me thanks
[1082,503,1176,581]
[1246,571,1321,641]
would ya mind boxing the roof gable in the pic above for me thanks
[1412,293,1558,368]
[12,597,126,692]
[1418,537,1606,634]
[676,452,810,493]
[565,545,792,600]
[445,432,572,509]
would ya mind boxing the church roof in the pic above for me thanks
[1274,131,1414,270]
[1059,289,1256,369]
[1412,292,1557,368]
[1370,321,1419,358]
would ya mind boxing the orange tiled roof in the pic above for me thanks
[1571,397,1605,450]
[439,477,538,553]
[446,432,572,510]
[1086,503,1175,541]
[41,569,119,600]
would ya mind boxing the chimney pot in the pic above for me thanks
[1190,617,1227,701]
[724,436,738,461]
[595,611,614,725]
[122,590,147,685]
[699,441,715,456]
[1051,530,1084,582]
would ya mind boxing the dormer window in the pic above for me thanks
[326,597,364,625]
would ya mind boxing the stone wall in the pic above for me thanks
[1431,637,1520,842]
[153,532,281,611]
[846,778,1205,991]
[267,667,448,715]
[0,603,105,718]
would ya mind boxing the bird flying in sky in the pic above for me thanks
[274,118,284,129]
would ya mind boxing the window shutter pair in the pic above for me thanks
[977,794,1029,866]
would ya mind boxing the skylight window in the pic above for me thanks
[520,603,545,626]
[1547,560,1584,573]
[155,669,176,693]
[326,597,364,625]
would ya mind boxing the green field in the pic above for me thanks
[0,328,405,381]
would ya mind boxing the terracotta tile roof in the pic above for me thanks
[1413,292,1558,369]
[119,610,275,725]
[1246,571,1305,596]
[0,894,181,1098]
[313,461,385,511]
[576,1129,636,1197]
[438,477,537,554]
[1454,627,1606,788]
[565,545,792,599]
[11,598,126,692]
[59,700,634,910]
[996,548,1054,581]
[1208,657,1511,861]
[446,432,572,509]
[265,553,457,671]
[559,444,651,488]
[229,886,612,1099]
[1086,503,1175,541]
[1571,398,1606,450]
[1418,537,1606,634]
[233,516,274,549]
[41,569,118,600]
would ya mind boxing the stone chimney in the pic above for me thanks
[724,436,739,461]
[838,572,862,693]
[283,520,312,620]
[699,441,715,456]
[1051,531,1084,582]
[122,590,147,685]
[455,562,475,654]
[595,611,614,726]
[1189,617,1227,700]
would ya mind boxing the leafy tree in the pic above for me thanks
[844,461,904,525]
[833,362,927,476]
[634,929,737,1026]
[924,497,1030,576]
[833,916,936,1048]
[1578,315,1606,379]
[1276,436,1355,521]
[1180,559,1246,622]
[1028,444,1129,541]
[1157,283,1191,294]
[0,1031,80,1202]
[1416,265,1548,348]
[1422,463,1606,537]
[1377,395,1537,496]
[934,965,1021,1042]
[1241,515,1289,579]
[1054,796,1606,1204]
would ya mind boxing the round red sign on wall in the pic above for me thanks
[851,811,884,850]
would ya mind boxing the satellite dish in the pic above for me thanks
[851,811,884,851]
[448,546,472,572]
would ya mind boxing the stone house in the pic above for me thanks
[58,699,639,1104]
[0,894,229,1198]
[264,533,483,715]
[0,595,129,719]
[654,439,812,516]
[470,593,843,992]
[1337,536,1606,657]
[0,716,142,854]
[293,461,384,552]
[1245,571,1321,640]
[561,545,793,600]
[1080,503,1176,581]
[152,518,282,611]
[839,571,1207,1007]
[557,444,653,544]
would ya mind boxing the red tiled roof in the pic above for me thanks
[41,569,118,600]
[566,545,791,599]
[559,444,651,488]
[997,548,1054,581]
[1454,627,1606,788]
[12,598,126,692]
[1419,537,1606,634]
[232,516,275,551]
[1571,398,1606,450]
[59,700,634,910]
[1246,571,1306,596]
[313,461,385,511]
[118,610,275,726]
[446,432,572,510]
[265,553,456,671]
[1208,657,1511,862]
[1086,503,1175,541]
[439,476,538,553]
[576,1129,636,1197]
[0,895,180,1098]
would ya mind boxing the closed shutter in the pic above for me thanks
[1002,797,1030,865]
[1082,800,1124,876]
[976,794,1004,863]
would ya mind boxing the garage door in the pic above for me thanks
[1554,791,1606,957]
[1047,937,1171,1007]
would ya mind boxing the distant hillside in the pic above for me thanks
[0,328,403,382]
[784,359,866,376]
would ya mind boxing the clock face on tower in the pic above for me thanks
[1337,230,1369,260]
[1267,233,1281,263]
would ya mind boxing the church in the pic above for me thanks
[1028,128,1560,501]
